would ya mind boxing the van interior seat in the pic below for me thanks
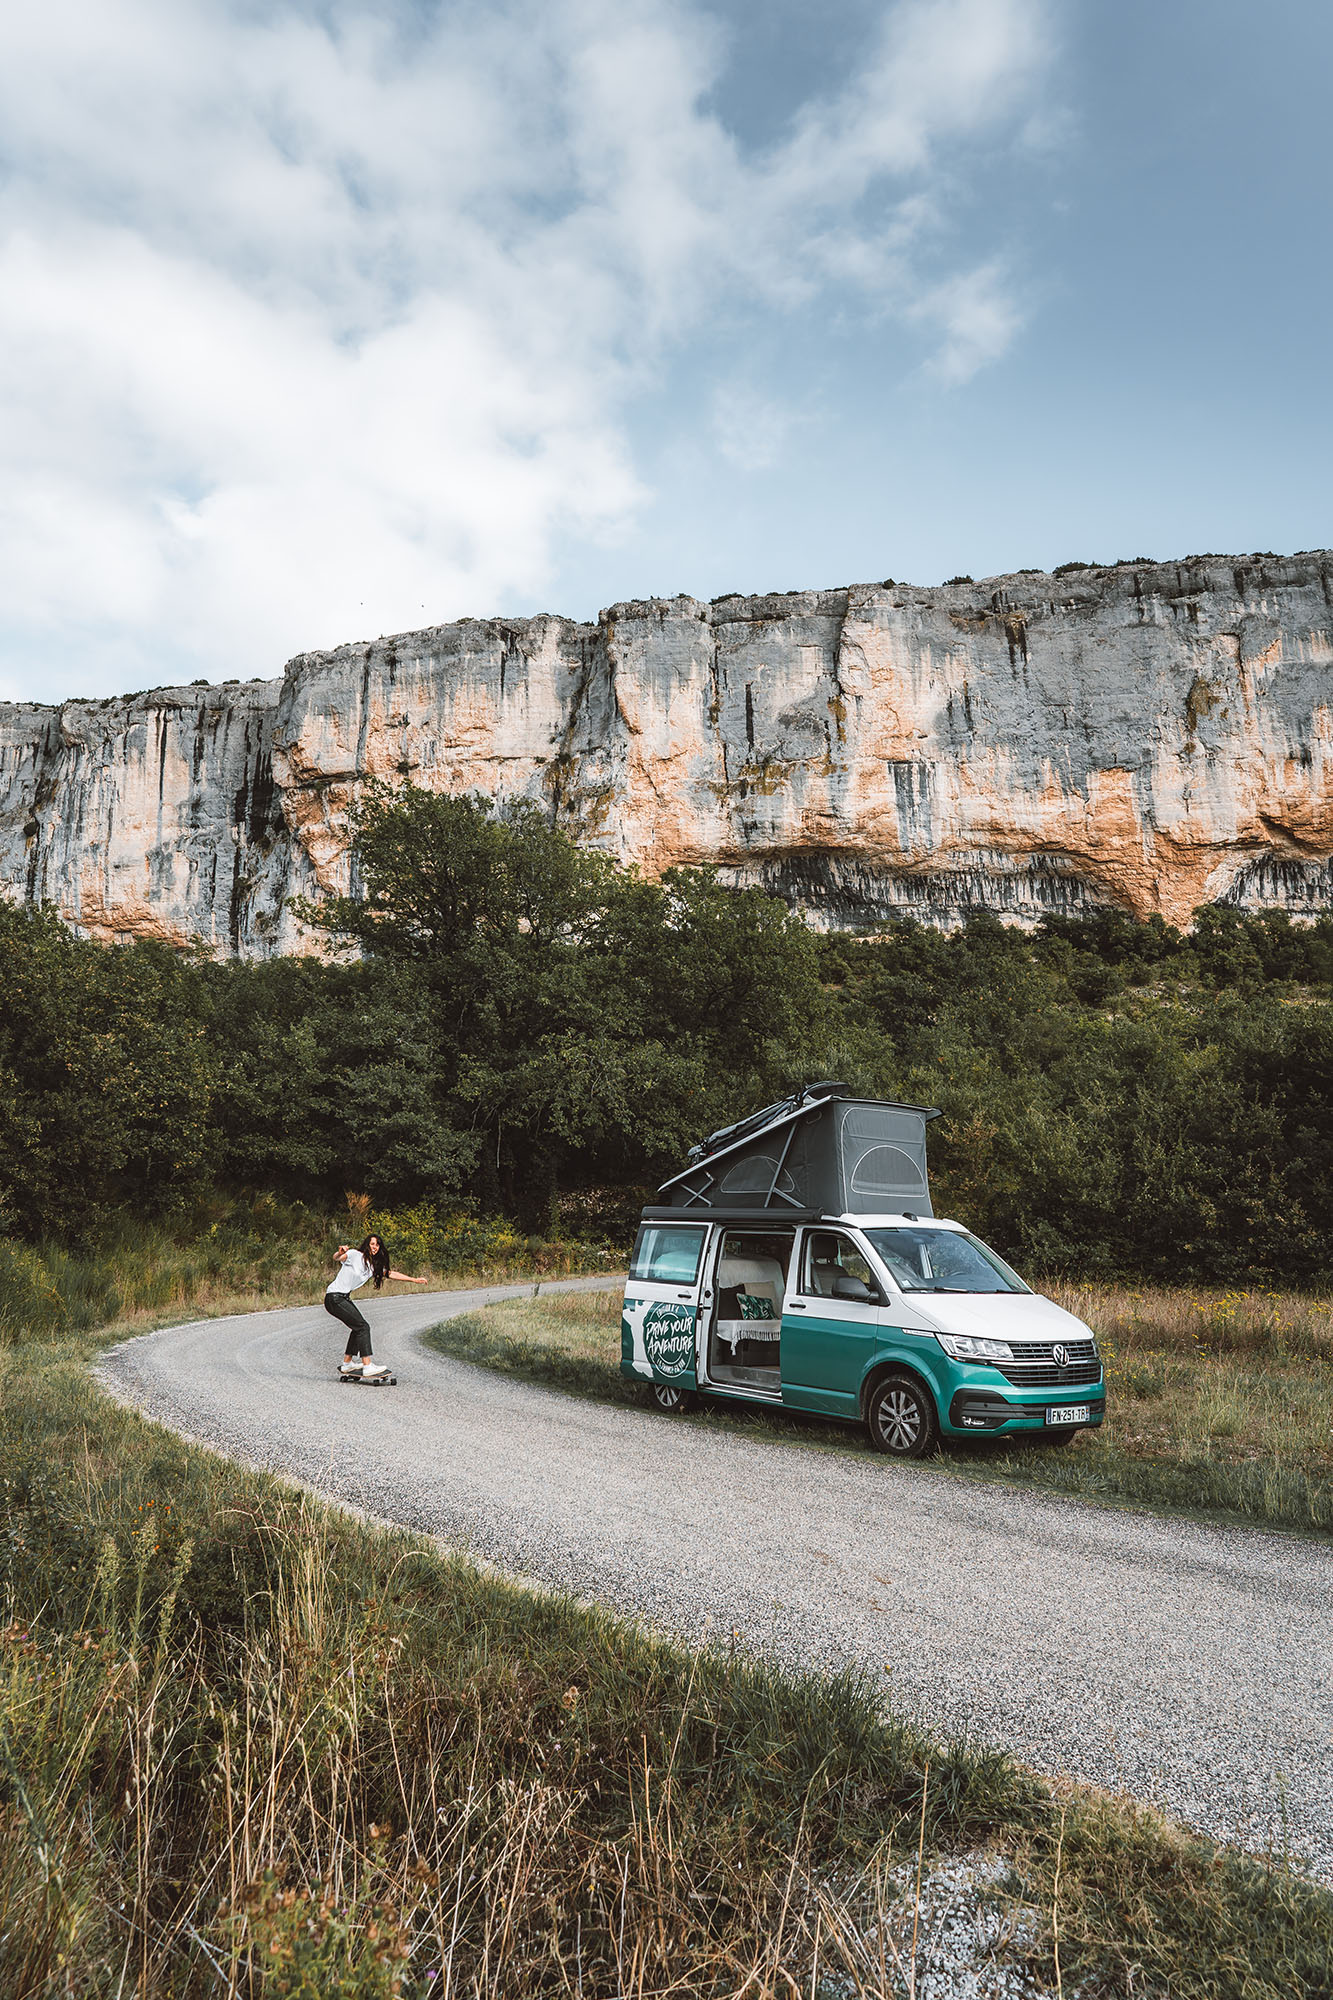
[717,1254,784,1313]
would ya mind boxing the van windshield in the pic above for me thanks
[864,1227,1028,1295]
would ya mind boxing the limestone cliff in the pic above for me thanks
[3,552,1331,953]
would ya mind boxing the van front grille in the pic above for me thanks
[993,1339,1101,1389]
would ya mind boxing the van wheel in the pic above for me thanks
[652,1382,697,1414]
[866,1375,938,1458]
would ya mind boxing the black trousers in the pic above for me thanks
[325,1289,372,1357]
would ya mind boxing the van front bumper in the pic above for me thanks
[947,1388,1105,1434]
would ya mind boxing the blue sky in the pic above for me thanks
[1,0,1329,701]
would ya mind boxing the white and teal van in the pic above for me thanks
[621,1084,1105,1456]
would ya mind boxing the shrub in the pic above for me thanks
[0,1238,65,1343]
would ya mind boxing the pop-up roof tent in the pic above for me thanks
[656,1082,942,1217]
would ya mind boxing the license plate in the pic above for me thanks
[1046,1403,1090,1426]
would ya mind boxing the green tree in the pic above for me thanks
[302,788,833,1222]
[205,956,473,1207]
[0,907,216,1233]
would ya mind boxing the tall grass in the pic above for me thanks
[4,1324,1332,1998]
[1045,1280,1333,1363]
[0,1197,617,1350]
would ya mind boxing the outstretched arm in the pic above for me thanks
[387,1268,426,1284]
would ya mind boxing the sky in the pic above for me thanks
[1,0,1330,702]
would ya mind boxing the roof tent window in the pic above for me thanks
[718,1153,797,1198]
[850,1144,926,1198]
[836,1099,932,1213]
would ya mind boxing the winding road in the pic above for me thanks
[99,1279,1333,1882]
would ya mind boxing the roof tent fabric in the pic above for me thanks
[659,1089,940,1215]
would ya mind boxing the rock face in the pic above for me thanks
[3,553,1331,953]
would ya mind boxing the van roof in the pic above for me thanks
[660,1089,940,1192]
[637,1208,968,1231]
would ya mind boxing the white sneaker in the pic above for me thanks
[338,1359,363,1377]
[360,1361,390,1381]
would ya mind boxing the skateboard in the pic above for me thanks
[337,1371,397,1386]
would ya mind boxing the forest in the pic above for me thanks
[2,780,1331,1284]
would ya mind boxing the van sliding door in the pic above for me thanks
[623,1222,710,1392]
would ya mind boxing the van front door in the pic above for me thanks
[623,1221,711,1391]
[781,1228,881,1417]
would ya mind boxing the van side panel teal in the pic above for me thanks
[780,1308,872,1415]
[853,1329,955,1415]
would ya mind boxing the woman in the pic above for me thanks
[326,1232,426,1380]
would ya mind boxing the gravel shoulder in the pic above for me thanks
[98,1278,1333,1885]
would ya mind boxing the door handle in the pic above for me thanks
[788,1302,806,1310]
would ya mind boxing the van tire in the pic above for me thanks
[865,1374,938,1458]
[652,1382,698,1414]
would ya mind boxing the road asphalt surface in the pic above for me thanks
[99,1279,1333,1884]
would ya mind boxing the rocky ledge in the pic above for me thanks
[2,552,1330,954]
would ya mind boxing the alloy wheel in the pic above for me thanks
[876,1387,922,1451]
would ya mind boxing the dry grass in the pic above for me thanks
[429,1282,1333,1535]
[4,1319,1333,1999]
[1028,1282,1333,1530]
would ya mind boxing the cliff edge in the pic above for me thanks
[3,552,1330,954]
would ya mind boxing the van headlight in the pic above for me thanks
[935,1333,1015,1363]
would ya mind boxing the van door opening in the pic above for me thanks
[705,1229,794,1395]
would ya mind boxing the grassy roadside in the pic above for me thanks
[0,1201,617,1350]
[2,1315,1331,1999]
[425,1283,1333,1537]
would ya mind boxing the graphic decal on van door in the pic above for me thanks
[622,1222,708,1386]
[641,1302,696,1376]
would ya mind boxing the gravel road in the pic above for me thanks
[99,1280,1333,1883]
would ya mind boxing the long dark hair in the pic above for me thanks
[359,1235,390,1290]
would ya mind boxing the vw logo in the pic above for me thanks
[1052,1343,1070,1368]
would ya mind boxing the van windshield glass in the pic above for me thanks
[864,1227,1028,1295]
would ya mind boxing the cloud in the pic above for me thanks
[917,259,1027,384]
[0,0,1056,698]
[711,382,796,472]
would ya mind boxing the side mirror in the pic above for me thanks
[832,1274,875,1303]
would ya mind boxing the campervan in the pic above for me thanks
[621,1082,1105,1455]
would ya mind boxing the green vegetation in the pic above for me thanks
[429,1282,1333,1535]
[819,905,1333,1284]
[0,1201,614,1351]
[4,791,1333,1282]
[4,1312,1331,1997]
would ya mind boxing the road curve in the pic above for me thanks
[99,1280,1333,1882]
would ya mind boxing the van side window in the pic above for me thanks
[802,1231,877,1299]
[630,1225,707,1285]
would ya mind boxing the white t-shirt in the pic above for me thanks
[327,1249,372,1296]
